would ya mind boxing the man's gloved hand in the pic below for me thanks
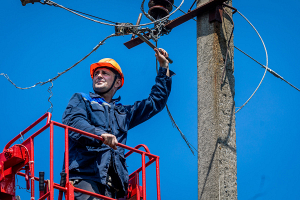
[101,133,118,150]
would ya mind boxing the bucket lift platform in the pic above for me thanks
[0,113,161,200]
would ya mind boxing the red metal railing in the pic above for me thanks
[2,112,161,200]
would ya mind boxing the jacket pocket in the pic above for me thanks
[90,103,107,128]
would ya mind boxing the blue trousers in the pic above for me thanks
[73,179,117,200]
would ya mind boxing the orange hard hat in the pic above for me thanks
[90,58,124,88]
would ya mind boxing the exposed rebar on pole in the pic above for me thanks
[197,0,237,199]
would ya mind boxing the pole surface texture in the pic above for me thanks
[197,0,237,199]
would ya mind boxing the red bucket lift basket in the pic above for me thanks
[0,113,161,200]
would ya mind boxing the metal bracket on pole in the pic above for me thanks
[209,5,223,23]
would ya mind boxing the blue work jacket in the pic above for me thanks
[62,67,173,192]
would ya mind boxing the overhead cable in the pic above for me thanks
[155,42,197,155]
[141,0,155,21]
[234,9,269,113]
[43,0,184,28]
[172,4,196,22]
[234,46,300,92]
[166,104,197,155]
[188,0,198,12]
[189,4,299,107]
[1,34,117,89]
[65,7,117,24]
[0,73,40,90]
[40,33,118,85]
[1,33,118,112]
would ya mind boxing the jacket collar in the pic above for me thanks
[89,92,121,103]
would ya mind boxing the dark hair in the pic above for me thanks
[110,68,121,79]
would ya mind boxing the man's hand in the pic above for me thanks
[154,48,170,77]
[101,133,118,150]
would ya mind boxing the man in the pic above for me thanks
[62,48,173,200]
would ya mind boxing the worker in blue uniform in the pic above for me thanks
[62,48,173,200]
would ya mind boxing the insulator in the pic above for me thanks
[148,0,174,20]
[20,0,41,6]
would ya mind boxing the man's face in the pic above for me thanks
[93,67,116,93]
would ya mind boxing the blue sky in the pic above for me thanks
[0,0,299,199]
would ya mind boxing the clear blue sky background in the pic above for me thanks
[0,0,299,199]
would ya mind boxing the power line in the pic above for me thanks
[0,73,41,90]
[188,4,299,111]
[1,33,118,112]
[1,33,117,89]
[172,4,197,22]
[225,7,299,111]
[141,0,155,22]
[234,9,269,113]
[66,7,117,24]
[166,104,197,154]
[41,33,118,86]
[234,46,300,92]
[43,0,185,28]
[155,42,197,155]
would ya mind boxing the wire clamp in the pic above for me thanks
[115,23,136,36]
[41,0,55,6]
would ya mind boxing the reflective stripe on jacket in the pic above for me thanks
[62,67,173,192]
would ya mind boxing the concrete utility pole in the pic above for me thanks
[197,0,237,199]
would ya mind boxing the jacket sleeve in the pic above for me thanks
[62,93,106,146]
[127,67,173,130]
